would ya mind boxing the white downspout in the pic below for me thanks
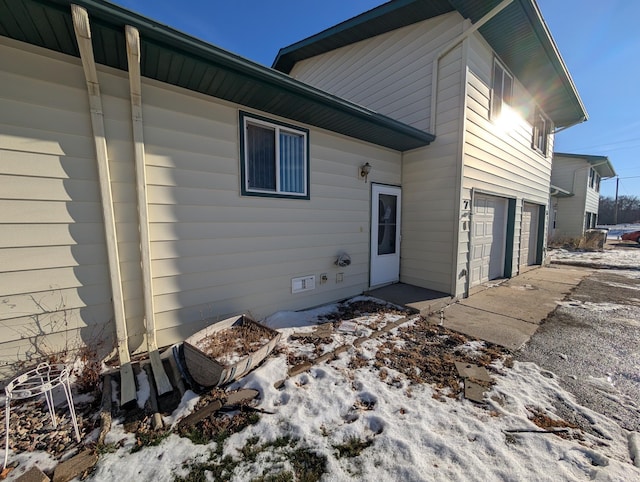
[430,0,513,135]
[125,26,173,396]
[71,4,136,405]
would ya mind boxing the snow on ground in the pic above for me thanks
[550,245,640,269]
[4,258,640,481]
[603,224,640,240]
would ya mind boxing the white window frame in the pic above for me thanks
[240,112,309,199]
[491,59,513,119]
[532,109,551,157]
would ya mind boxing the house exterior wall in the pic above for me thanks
[289,12,465,132]
[290,13,468,295]
[550,156,590,239]
[138,78,402,348]
[585,179,600,216]
[0,37,402,374]
[457,33,554,295]
[0,38,115,372]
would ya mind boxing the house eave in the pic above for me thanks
[273,0,587,129]
[0,0,434,152]
[554,152,617,179]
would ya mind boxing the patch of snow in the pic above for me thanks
[455,340,486,357]
[162,390,200,429]
[550,246,640,268]
[135,368,150,410]
[5,268,640,480]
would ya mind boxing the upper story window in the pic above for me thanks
[588,168,600,192]
[532,109,551,156]
[491,59,513,119]
[240,112,309,199]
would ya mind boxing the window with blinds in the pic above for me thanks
[240,112,309,199]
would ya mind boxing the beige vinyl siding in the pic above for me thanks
[585,183,600,215]
[136,78,401,347]
[290,12,465,131]
[550,156,591,238]
[0,35,404,372]
[400,41,464,294]
[0,38,113,375]
[458,34,554,295]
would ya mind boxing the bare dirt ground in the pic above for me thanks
[517,249,640,434]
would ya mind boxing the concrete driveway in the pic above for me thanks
[430,265,592,350]
[516,268,640,433]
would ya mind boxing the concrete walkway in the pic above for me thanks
[370,265,593,350]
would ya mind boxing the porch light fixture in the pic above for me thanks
[360,162,371,182]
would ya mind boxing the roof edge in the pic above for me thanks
[273,0,445,73]
[519,0,588,125]
[48,0,435,150]
[554,152,616,178]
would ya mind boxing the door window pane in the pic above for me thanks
[378,194,397,255]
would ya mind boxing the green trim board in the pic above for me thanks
[536,204,546,265]
[239,111,311,200]
[0,0,435,152]
[504,198,517,278]
[273,0,587,128]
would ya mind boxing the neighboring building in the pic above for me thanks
[549,153,616,240]
[274,0,586,294]
[0,0,586,377]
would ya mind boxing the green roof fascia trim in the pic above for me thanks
[273,0,452,72]
[272,0,587,128]
[15,0,434,151]
[506,0,587,126]
[553,152,616,178]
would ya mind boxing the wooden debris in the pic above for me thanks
[52,450,97,482]
[504,428,569,434]
[288,361,313,378]
[290,323,334,340]
[15,466,49,482]
[224,389,259,407]
[143,364,163,430]
[177,400,224,430]
[97,374,112,445]
[161,348,186,396]
[337,321,357,333]
[177,389,259,430]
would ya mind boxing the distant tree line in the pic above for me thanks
[598,195,640,225]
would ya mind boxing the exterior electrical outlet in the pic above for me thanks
[291,275,316,293]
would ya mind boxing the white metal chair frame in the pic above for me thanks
[3,363,81,469]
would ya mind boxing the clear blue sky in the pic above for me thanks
[113,0,639,199]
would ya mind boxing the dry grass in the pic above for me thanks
[370,317,508,397]
[196,322,273,364]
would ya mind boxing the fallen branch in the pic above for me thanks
[504,428,569,434]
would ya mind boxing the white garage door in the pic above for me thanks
[520,203,539,268]
[471,194,507,286]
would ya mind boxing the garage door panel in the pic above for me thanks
[471,194,507,286]
[520,203,539,268]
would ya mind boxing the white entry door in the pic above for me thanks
[520,203,539,268]
[470,194,507,286]
[370,184,401,287]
